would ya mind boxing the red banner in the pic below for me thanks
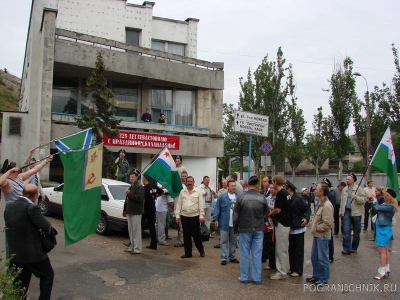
[103,131,180,150]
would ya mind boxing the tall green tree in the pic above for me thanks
[285,65,306,181]
[304,107,330,180]
[75,51,120,178]
[254,47,290,174]
[220,103,248,178]
[324,57,356,180]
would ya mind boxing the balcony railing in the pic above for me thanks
[55,29,224,71]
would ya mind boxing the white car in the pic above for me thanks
[40,178,130,235]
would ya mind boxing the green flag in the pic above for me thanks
[370,127,399,200]
[62,144,103,246]
[144,148,182,198]
[55,128,93,162]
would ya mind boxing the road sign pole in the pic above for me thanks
[248,135,252,180]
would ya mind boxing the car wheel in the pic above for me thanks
[38,196,50,216]
[97,214,109,235]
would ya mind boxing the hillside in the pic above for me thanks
[0,69,20,111]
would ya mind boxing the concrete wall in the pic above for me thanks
[53,39,223,89]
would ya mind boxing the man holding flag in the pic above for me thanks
[370,127,399,200]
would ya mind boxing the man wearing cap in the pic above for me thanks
[233,176,268,284]
[268,175,291,280]
[124,169,145,255]
[339,173,366,255]
[115,149,130,183]
[287,180,311,277]
[142,175,164,250]
[175,176,205,258]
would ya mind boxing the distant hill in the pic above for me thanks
[0,69,20,111]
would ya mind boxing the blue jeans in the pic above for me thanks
[220,227,237,261]
[342,209,361,251]
[311,237,330,283]
[239,231,263,284]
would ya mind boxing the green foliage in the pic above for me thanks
[285,65,306,179]
[304,107,331,179]
[324,57,356,179]
[74,52,120,178]
[0,240,24,299]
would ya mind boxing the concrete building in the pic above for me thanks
[1,0,224,188]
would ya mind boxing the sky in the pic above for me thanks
[1,0,399,134]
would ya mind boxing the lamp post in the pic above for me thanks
[353,72,371,180]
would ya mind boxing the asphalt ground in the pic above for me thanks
[1,200,399,300]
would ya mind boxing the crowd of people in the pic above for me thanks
[1,147,398,297]
[123,164,398,287]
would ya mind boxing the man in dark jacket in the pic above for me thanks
[124,169,145,255]
[287,180,311,277]
[233,176,268,285]
[4,184,54,300]
[142,174,164,250]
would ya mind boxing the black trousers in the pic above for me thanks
[181,215,204,256]
[288,233,305,275]
[12,257,54,300]
[364,202,372,230]
[262,230,275,267]
[329,230,334,261]
[143,208,157,248]
[334,204,340,234]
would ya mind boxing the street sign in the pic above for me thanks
[260,141,273,154]
[234,110,269,137]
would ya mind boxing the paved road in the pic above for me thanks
[1,200,399,299]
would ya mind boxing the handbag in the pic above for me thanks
[200,222,210,242]
[39,227,58,253]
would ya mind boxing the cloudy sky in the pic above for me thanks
[1,0,399,133]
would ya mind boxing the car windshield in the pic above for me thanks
[108,185,129,200]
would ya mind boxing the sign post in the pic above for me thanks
[234,111,269,179]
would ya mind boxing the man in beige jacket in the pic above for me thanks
[339,173,366,254]
[175,176,205,259]
[306,183,333,285]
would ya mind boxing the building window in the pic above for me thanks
[52,78,79,114]
[112,81,139,121]
[126,28,140,46]
[151,40,185,56]
[151,88,172,124]
[175,90,193,126]
[168,42,185,56]
[9,117,22,136]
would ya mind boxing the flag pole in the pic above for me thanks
[29,128,93,151]
[139,145,168,175]
[20,144,96,170]
[354,164,369,194]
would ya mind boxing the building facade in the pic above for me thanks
[1,0,224,187]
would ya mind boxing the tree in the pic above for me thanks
[304,107,330,180]
[324,57,356,180]
[75,51,120,178]
[285,65,306,181]
[254,47,290,174]
[220,103,248,178]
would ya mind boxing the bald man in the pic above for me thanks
[5,184,54,300]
